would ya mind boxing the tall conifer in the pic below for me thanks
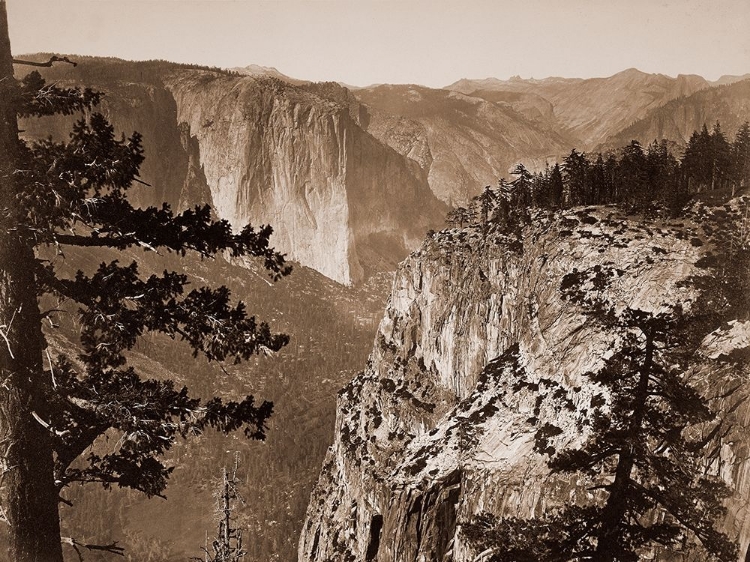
[0,4,290,559]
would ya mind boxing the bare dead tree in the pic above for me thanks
[192,455,247,562]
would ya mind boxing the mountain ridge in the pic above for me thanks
[19,55,447,285]
[446,68,714,149]
[601,78,750,150]
[352,83,574,206]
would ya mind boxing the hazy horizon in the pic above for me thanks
[6,0,750,88]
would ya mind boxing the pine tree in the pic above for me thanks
[511,163,533,209]
[603,154,618,203]
[682,125,713,192]
[710,122,733,191]
[589,154,606,205]
[446,206,472,229]
[548,162,565,209]
[0,4,290,560]
[618,141,648,206]
[732,122,750,194]
[464,264,739,562]
[193,457,247,562]
[562,149,589,207]
[476,185,498,237]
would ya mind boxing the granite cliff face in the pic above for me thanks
[22,59,447,285]
[300,199,750,561]
[165,72,446,284]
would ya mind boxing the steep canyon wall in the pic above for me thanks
[22,61,447,285]
[300,201,750,561]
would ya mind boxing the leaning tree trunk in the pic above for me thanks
[0,2,64,560]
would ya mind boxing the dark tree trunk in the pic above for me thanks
[593,330,654,562]
[0,2,64,560]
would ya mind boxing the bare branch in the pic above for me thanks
[13,55,77,68]
[61,537,124,559]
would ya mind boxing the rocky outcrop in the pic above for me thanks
[300,200,750,561]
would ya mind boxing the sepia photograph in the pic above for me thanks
[0,0,749,560]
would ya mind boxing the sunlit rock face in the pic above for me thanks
[165,73,446,285]
[23,60,447,285]
[300,200,750,561]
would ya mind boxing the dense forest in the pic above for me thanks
[447,122,750,233]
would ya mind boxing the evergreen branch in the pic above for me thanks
[52,234,153,249]
[45,360,273,496]
[51,202,291,276]
[41,260,289,368]
[629,478,735,558]
[17,71,101,117]
[16,108,289,276]
[28,194,291,276]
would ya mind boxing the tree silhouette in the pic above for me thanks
[511,163,534,209]
[193,457,247,562]
[0,4,290,560]
[562,149,589,207]
[475,185,498,237]
[446,206,473,229]
[464,263,739,562]
[683,125,713,192]
[731,122,750,194]
[617,141,648,206]
[548,163,565,208]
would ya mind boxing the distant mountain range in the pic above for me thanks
[447,68,711,148]
[17,55,750,283]
[713,73,750,85]
[354,84,573,206]
[602,78,750,149]
[360,68,749,204]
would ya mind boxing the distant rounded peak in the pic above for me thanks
[608,68,710,85]
[444,77,507,90]
[368,82,431,92]
[246,63,280,73]
[713,73,750,85]
[609,68,654,82]
[230,63,311,86]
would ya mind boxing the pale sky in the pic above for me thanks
[6,0,750,87]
